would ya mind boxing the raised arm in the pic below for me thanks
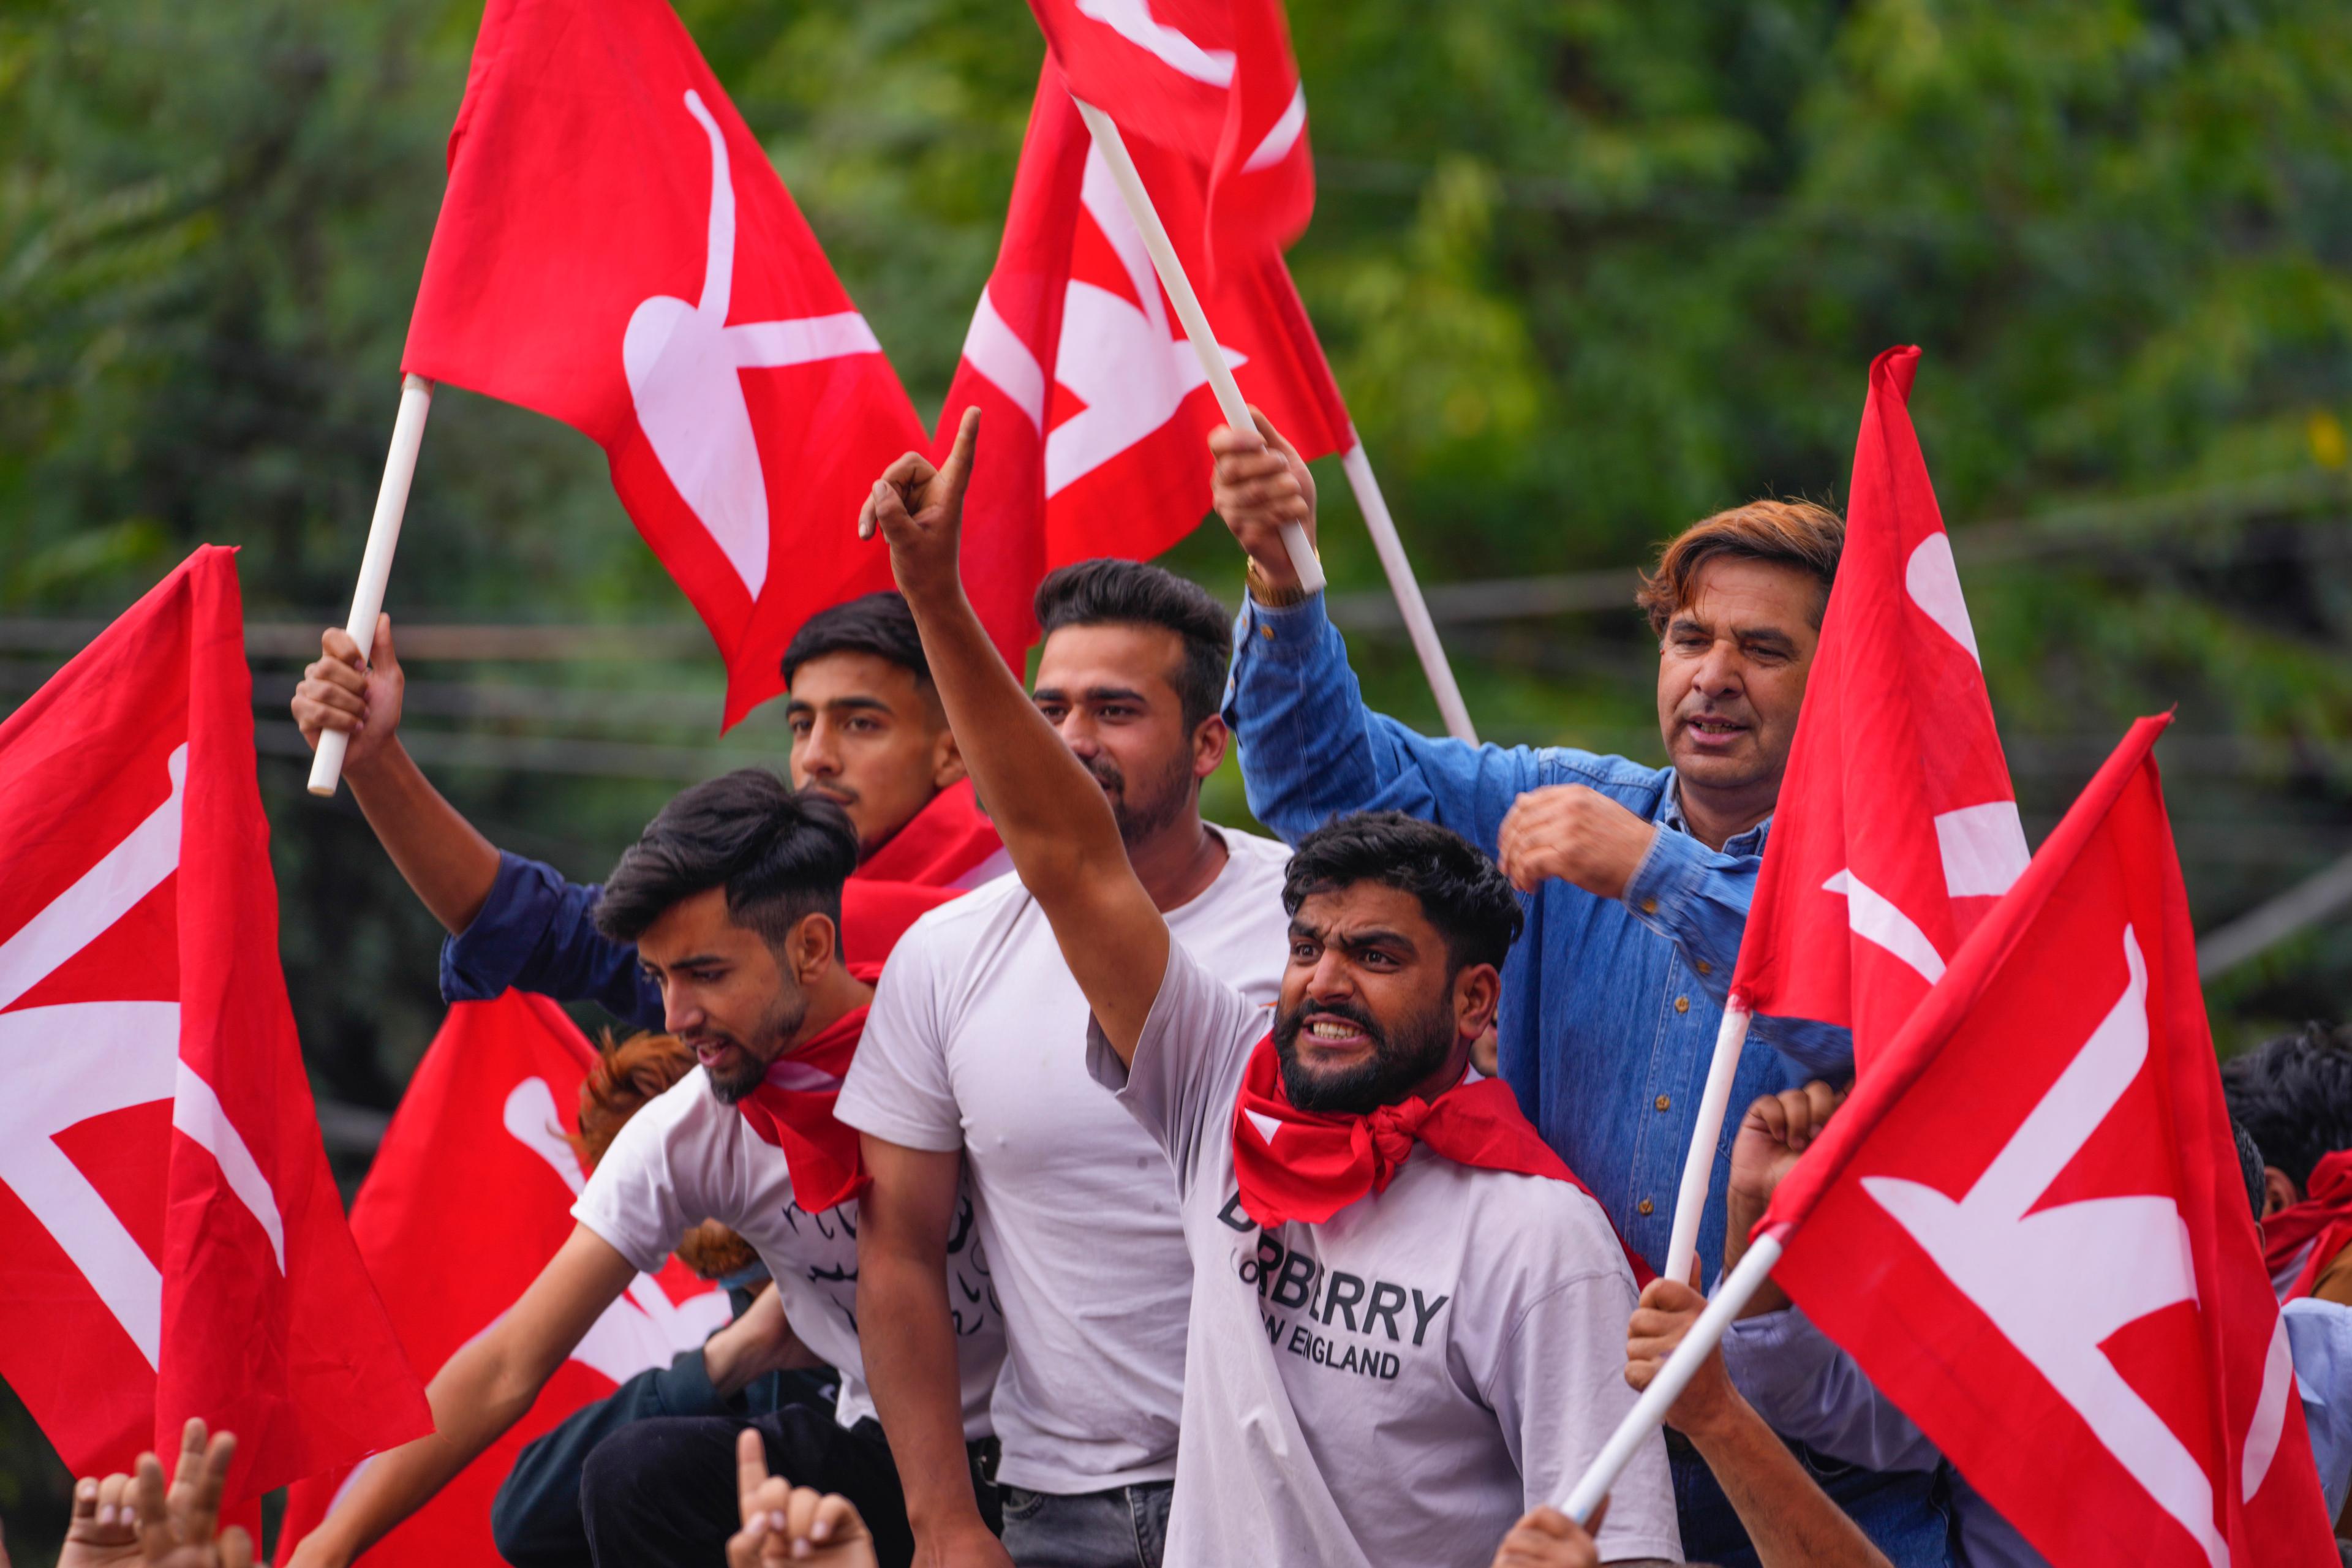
[1210,415,1547,851]
[292,616,499,933]
[863,410,1168,1060]
[286,1227,637,1568]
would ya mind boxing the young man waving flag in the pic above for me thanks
[860,414,1680,1568]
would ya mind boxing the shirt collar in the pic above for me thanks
[1655,767,1773,856]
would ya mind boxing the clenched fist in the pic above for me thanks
[1496,785,1659,903]
[290,616,404,778]
[1208,410,1317,595]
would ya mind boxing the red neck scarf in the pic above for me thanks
[2263,1148,2352,1302]
[854,779,1001,888]
[1229,1033,1651,1283]
[733,981,876,1213]
[838,782,1001,968]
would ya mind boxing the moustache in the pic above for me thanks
[1084,756,1124,794]
[1275,995,1386,1051]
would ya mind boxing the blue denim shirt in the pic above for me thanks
[439,851,665,1030]
[1223,591,1850,1280]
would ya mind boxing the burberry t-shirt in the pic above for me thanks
[1087,942,1683,1568]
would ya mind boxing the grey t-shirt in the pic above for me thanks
[1088,942,1684,1567]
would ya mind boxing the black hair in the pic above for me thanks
[1280,810,1525,972]
[782,592,930,690]
[2220,1021,2352,1194]
[1035,559,1230,729]
[593,769,860,954]
[2231,1118,2266,1223]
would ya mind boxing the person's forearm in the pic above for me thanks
[345,737,501,934]
[897,578,1125,907]
[859,1247,987,1539]
[302,1333,547,1564]
[1684,1395,1893,1568]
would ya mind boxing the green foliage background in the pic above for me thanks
[4,0,2352,1546]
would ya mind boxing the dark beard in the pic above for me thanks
[1087,750,1196,847]
[698,987,810,1105]
[1273,992,1460,1115]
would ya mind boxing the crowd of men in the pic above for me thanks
[39,411,2352,1568]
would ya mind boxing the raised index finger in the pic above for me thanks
[735,1428,769,1522]
[934,405,981,506]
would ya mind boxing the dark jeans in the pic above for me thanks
[1668,1430,1959,1568]
[579,1409,1000,1568]
[999,1482,1172,1568]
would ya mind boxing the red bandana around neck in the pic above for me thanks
[854,778,1001,888]
[1229,1033,1652,1283]
[733,982,876,1213]
[2263,1148,2352,1302]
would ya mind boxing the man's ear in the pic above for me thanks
[932,722,968,791]
[790,910,839,984]
[1454,963,1502,1042]
[1191,714,1231,781]
[2263,1166,2302,1220]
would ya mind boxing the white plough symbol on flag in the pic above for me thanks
[622,90,884,601]
[1823,535,2032,984]
[958,148,1250,498]
[498,1076,729,1378]
[1866,926,2296,1568]
[0,744,284,1368]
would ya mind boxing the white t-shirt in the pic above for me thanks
[575,1065,1004,1438]
[837,826,1294,1493]
[1088,941,1685,1568]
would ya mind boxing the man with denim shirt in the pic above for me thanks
[1208,415,1958,1567]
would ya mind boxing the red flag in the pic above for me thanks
[1025,0,1313,268]
[946,68,1351,655]
[0,548,429,1501]
[403,0,930,729]
[1760,715,2339,1568]
[276,994,730,1566]
[1731,347,2029,1067]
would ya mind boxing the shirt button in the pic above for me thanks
[1696,960,1713,975]
[1637,1198,1655,1216]
[1259,623,1274,639]
[1655,1095,1671,1112]
[1675,995,1691,1014]
[1640,897,1659,916]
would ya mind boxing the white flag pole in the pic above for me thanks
[1337,439,1476,742]
[1069,97,1323,595]
[1559,1229,1784,1525]
[308,373,435,797]
[1661,1001,1751,1289]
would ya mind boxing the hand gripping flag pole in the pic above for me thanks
[1071,97,1324,597]
[1559,1232,1785,1525]
[308,374,434,796]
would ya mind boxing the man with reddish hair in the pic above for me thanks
[1212,420,1959,1566]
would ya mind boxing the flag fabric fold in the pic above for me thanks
[1025,0,1313,270]
[1730,346,2029,1068]
[404,0,930,728]
[276,993,730,1565]
[0,546,429,1501]
[1759,714,2339,1568]
[946,66,1351,657]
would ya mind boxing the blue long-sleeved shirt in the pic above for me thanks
[1223,590,1850,1279]
[440,851,663,1028]
[1722,1306,2045,1567]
